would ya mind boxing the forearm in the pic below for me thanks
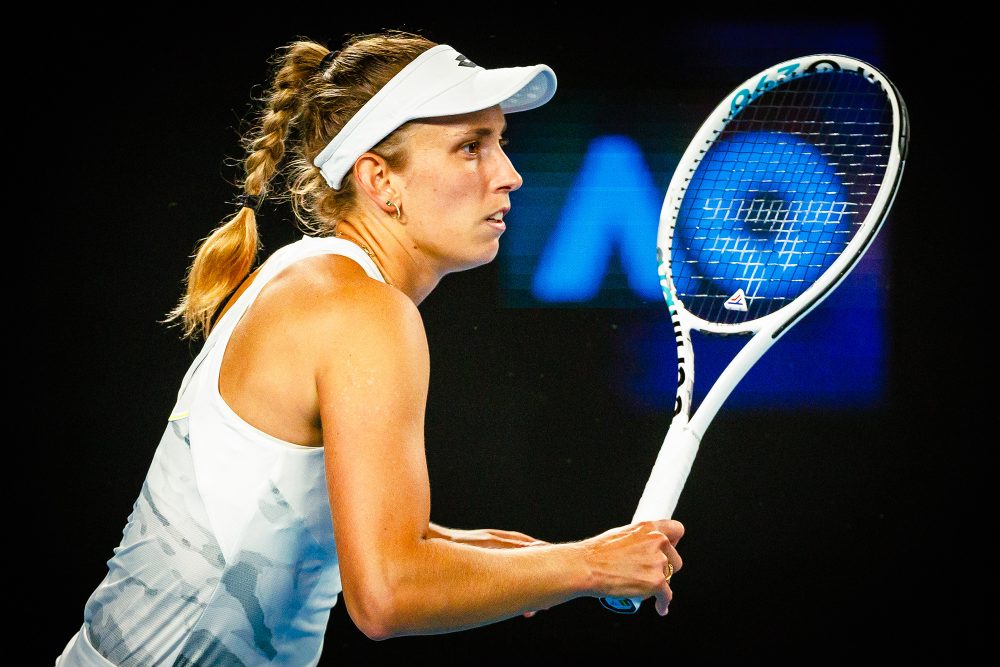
[343,519,683,639]
[371,537,591,637]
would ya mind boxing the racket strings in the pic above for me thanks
[670,70,894,325]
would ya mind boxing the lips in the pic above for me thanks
[485,208,508,233]
[486,207,509,222]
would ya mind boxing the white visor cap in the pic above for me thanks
[313,44,557,189]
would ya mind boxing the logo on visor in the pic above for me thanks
[455,54,478,68]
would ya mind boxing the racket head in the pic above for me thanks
[657,54,908,336]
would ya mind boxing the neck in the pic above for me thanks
[333,217,442,306]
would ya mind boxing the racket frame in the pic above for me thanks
[600,53,908,614]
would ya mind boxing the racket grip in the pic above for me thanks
[600,426,701,614]
[631,425,701,523]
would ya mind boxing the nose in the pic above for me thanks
[495,146,523,193]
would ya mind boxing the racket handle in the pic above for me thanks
[600,426,701,614]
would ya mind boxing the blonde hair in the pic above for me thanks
[164,31,436,340]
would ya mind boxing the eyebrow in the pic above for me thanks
[464,123,508,138]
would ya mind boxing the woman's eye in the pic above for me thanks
[462,137,508,155]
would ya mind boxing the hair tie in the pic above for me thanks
[236,193,263,211]
[319,50,338,72]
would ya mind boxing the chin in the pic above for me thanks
[452,242,500,274]
[479,239,501,266]
[439,229,502,274]
[483,240,501,264]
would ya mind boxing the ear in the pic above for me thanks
[353,153,400,218]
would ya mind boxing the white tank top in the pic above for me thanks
[75,235,386,667]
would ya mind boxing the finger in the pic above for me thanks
[651,519,685,545]
[654,580,674,616]
[501,534,549,548]
[664,540,683,574]
[491,529,539,542]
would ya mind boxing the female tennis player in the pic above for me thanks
[56,31,684,666]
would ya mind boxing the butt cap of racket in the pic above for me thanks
[600,596,642,614]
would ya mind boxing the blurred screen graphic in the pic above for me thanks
[497,22,889,410]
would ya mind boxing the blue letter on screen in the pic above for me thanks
[531,135,662,302]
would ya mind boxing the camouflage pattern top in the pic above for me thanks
[74,236,388,666]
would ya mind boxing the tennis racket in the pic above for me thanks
[600,54,909,614]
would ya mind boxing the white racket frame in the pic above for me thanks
[602,53,908,614]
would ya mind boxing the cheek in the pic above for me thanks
[449,167,488,203]
[411,168,480,212]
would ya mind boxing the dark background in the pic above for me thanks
[52,9,986,663]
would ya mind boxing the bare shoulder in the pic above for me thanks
[257,253,426,359]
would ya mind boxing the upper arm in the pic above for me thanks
[314,284,431,618]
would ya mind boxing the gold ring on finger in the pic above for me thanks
[665,561,674,584]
